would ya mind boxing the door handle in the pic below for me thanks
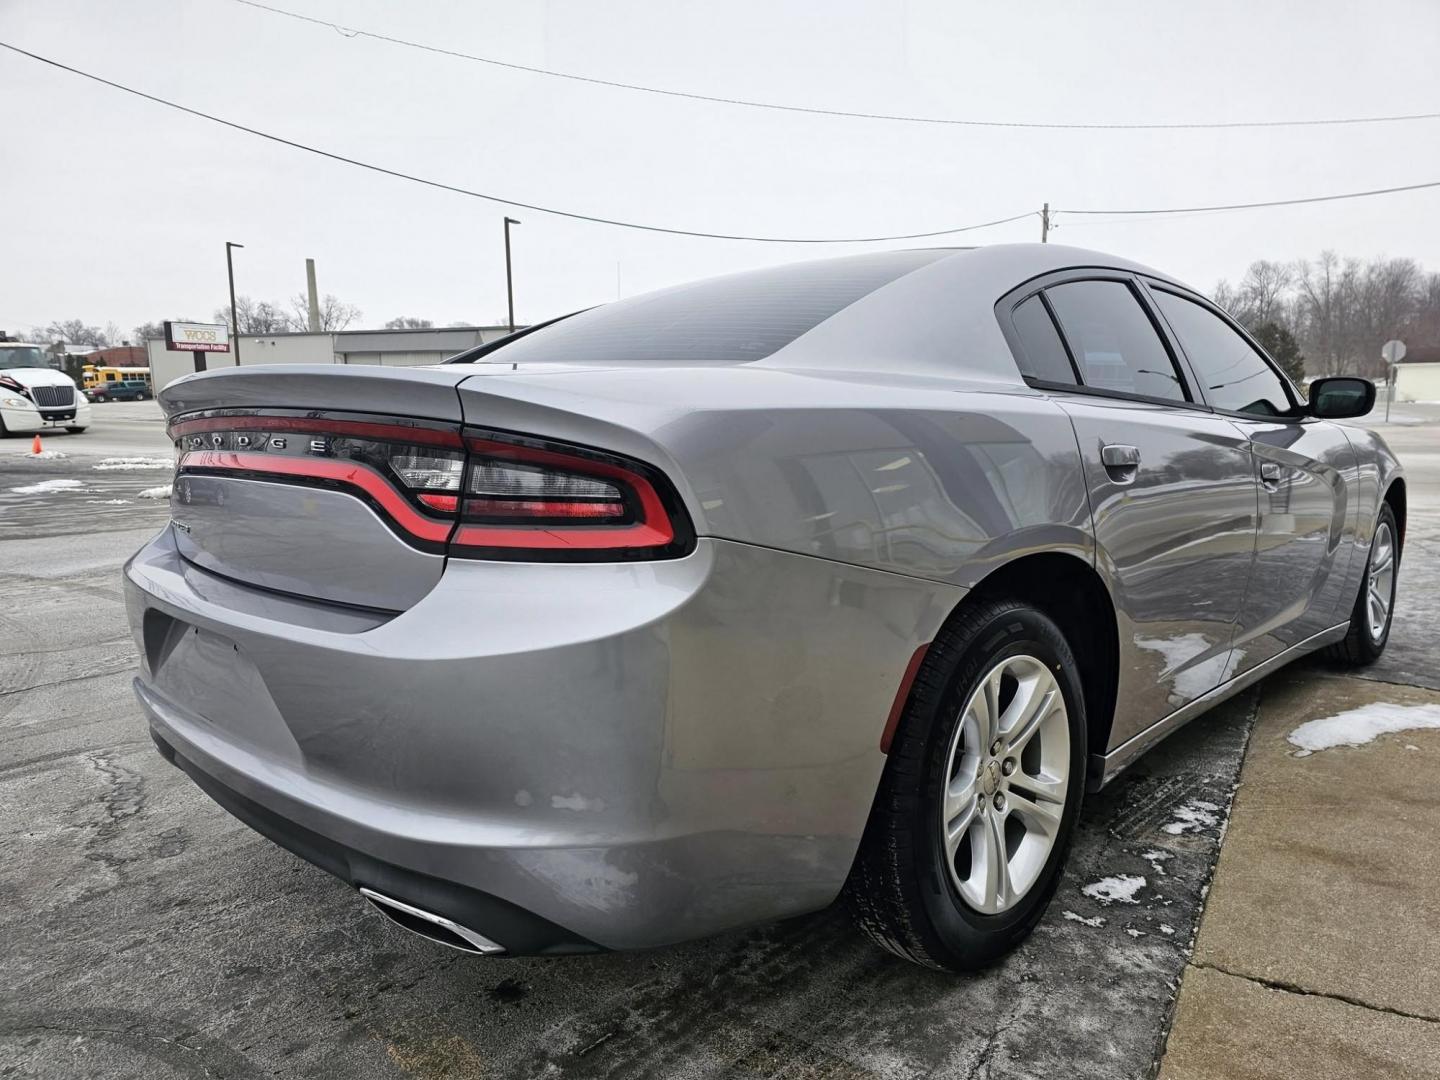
[1101,443,1140,484]
[1101,444,1140,467]
[1260,462,1283,488]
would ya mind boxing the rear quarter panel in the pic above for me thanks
[457,369,1094,589]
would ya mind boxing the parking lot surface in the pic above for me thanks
[2,403,1436,1079]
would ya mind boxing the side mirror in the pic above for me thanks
[1309,376,1375,420]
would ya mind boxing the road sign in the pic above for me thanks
[163,321,230,353]
[1382,340,1407,365]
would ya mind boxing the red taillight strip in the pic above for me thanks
[171,415,464,449]
[454,435,675,551]
[880,644,930,754]
[465,498,626,519]
[178,450,454,543]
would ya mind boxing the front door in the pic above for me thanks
[1144,285,1360,672]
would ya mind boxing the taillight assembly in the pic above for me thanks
[169,412,692,561]
[449,434,682,558]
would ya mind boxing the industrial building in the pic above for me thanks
[145,325,517,390]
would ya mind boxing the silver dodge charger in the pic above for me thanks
[125,244,1404,971]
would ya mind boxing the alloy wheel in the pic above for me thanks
[940,654,1070,915]
[1367,522,1396,641]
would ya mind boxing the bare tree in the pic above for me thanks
[289,293,361,332]
[1294,252,1352,377]
[133,321,166,344]
[33,319,109,347]
[1238,260,1293,326]
[216,297,295,335]
[1212,280,1241,316]
[384,316,434,329]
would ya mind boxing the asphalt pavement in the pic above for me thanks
[1,400,1435,1079]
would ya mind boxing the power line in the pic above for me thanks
[1061,180,1440,217]
[0,40,1035,244]
[231,0,1440,132]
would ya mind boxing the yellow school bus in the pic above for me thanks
[82,365,152,390]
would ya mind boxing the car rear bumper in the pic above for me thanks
[124,527,961,951]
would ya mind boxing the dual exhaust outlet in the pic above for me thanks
[358,887,506,955]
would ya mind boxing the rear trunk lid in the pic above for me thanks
[161,365,473,612]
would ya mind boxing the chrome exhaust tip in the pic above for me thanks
[358,887,506,955]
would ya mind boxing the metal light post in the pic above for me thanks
[503,217,520,334]
[225,241,244,364]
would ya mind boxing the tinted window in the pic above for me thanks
[462,250,949,367]
[1010,295,1077,383]
[1151,290,1295,416]
[1045,280,1187,402]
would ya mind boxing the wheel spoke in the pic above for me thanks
[974,668,1001,748]
[943,775,978,855]
[1003,675,1058,755]
[1008,767,1065,807]
[1008,782,1064,839]
[978,810,1011,911]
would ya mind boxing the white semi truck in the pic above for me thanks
[0,341,92,436]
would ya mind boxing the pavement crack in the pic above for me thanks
[1191,961,1440,1026]
[0,665,137,697]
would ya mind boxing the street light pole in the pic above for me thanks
[225,241,244,365]
[503,217,520,334]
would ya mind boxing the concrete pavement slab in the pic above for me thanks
[1160,965,1440,1080]
[1193,668,1440,1020]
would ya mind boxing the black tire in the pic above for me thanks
[844,597,1087,971]
[1326,501,1400,666]
[66,426,87,434]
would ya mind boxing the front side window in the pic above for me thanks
[1045,280,1188,402]
[1150,290,1296,417]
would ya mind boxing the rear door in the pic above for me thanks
[1001,275,1259,746]
[1146,284,1359,669]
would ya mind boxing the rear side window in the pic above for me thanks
[467,249,949,367]
[1010,295,1078,384]
[1150,290,1296,416]
[1045,280,1188,402]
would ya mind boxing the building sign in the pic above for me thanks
[164,321,230,353]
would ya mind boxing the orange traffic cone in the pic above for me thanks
[31,434,42,456]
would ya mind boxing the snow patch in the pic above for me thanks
[1159,924,1176,936]
[93,456,171,471]
[1082,874,1146,905]
[137,485,173,500]
[95,498,132,505]
[1287,703,1440,755]
[1162,799,1220,836]
[1125,927,1145,938]
[23,449,67,460]
[9,478,85,494]
[1140,850,1173,875]
[1062,910,1105,928]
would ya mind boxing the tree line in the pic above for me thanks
[1213,252,1440,380]
[20,303,491,351]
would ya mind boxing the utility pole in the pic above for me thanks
[305,258,321,332]
[225,241,244,366]
[503,217,520,333]
[1041,203,1051,243]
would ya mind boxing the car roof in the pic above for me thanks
[760,243,1193,383]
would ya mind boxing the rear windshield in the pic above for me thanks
[461,250,949,366]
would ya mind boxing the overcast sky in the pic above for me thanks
[2,0,1439,339]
